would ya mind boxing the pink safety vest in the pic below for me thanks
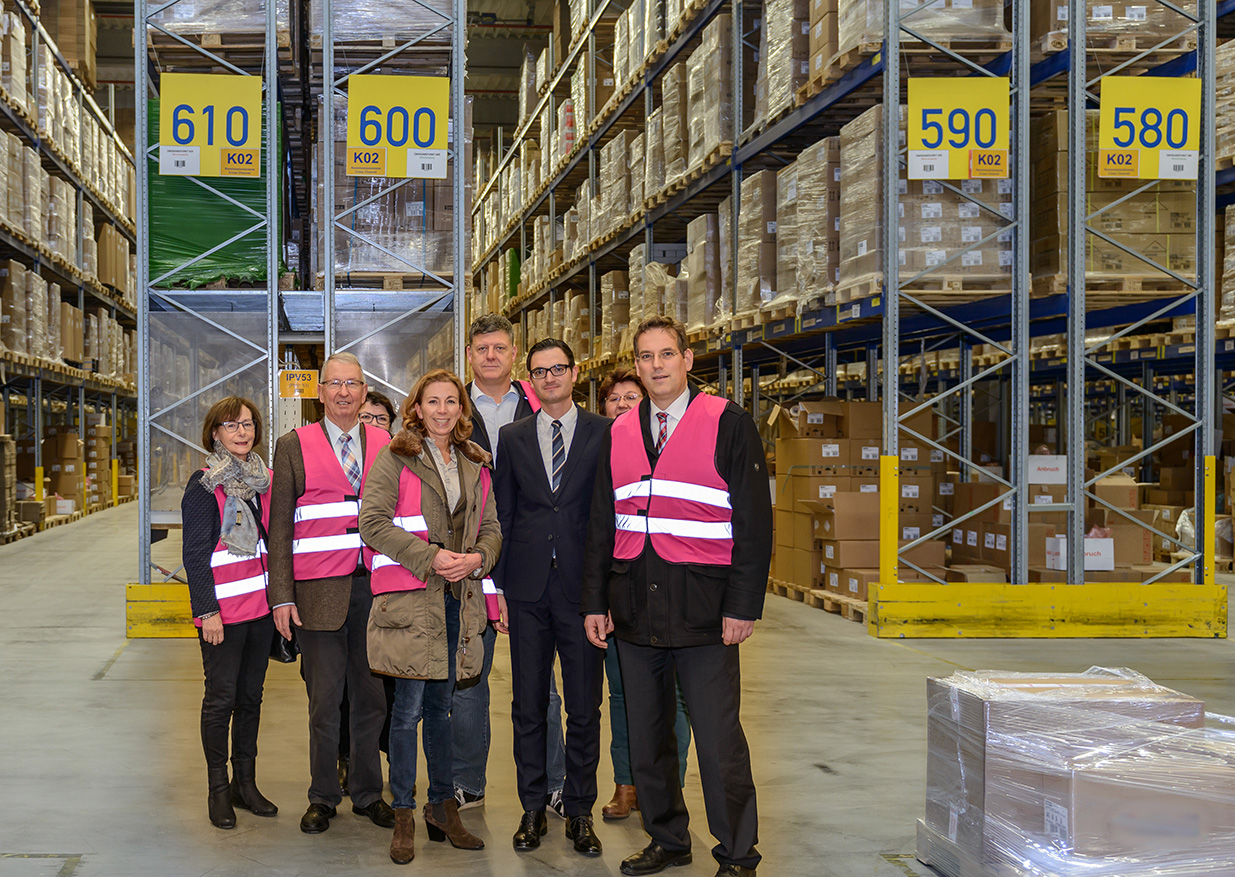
[518,380,541,413]
[197,474,272,627]
[610,393,734,565]
[364,461,500,620]
[291,423,391,580]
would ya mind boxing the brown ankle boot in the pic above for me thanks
[602,784,638,820]
[390,808,415,864]
[423,799,485,850]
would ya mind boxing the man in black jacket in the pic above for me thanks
[495,338,608,857]
[582,315,771,877]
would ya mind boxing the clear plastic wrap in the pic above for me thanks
[628,132,645,215]
[644,0,663,60]
[2,12,28,116]
[686,16,733,172]
[576,178,592,248]
[754,0,809,129]
[22,146,45,243]
[628,243,646,329]
[772,159,799,310]
[736,170,776,315]
[627,0,645,82]
[600,131,632,237]
[309,0,449,42]
[643,261,672,321]
[614,12,629,91]
[645,108,664,198]
[839,0,1007,59]
[4,134,18,232]
[1218,40,1235,162]
[717,195,732,325]
[1222,204,1235,319]
[536,48,549,95]
[661,61,689,185]
[518,46,537,127]
[600,269,629,358]
[1033,0,1198,45]
[795,135,840,302]
[540,103,553,183]
[0,260,25,354]
[46,282,62,362]
[157,0,290,33]
[24,271,47,359]
[685,213,720,332]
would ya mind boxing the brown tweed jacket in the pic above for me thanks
[266,420,375,631]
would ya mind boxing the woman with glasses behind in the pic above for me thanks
[362,391,397,433]
[595,369,693,821]
[181,396,278,829]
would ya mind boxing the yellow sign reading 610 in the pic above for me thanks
[346,75,449,179]
[158,72,261,177]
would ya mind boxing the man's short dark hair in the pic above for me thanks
[469,313,514,344]
[527,337,575,370]
[633,315,689,356]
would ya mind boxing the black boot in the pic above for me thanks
[231,759,278,817]
[208,767,236,829]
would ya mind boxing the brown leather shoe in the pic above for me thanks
[390,808,415,864]
[424,798,485,850]
[602,784,639,820]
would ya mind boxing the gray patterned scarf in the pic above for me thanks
[201,441,270,556]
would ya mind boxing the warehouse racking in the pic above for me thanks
[0,0,138,541]
[469,0,1226,636]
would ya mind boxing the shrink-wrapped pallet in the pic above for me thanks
[1219,40,1235,164]
[645,108,664,198]
[626,0,645,83]
[754,0,810,129]
[615,12,629,91]
[26,271,47,359]
[1033,0,1198,49]
[736,170,777,315]
[773,159,800,309]
[540,103,553,183]
[628,243,647,328]
[643,261,670,321]
[685,213,720,331]
[718,195,732,324]
[518,46,537,127]
[662,61,689,184]
[576,178,592,247]
[46,282,61,361]
[309,0,447,42]
[0,260,26,353]
[2,12,27,115]
[838,0,1007,62]
[22,147,46,243]
[686,16,734,172]
[628,132,645,215]
[795,135,840,301]
[563,205,579,262]
[600,131,632,237]
[158,0,289,33]
[600,269,629,358]
[644,0,663,60]
[1222,204,1235,319]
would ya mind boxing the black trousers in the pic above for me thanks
[298,573,388,809]
[199,615,275,771]
[616,639,760,870]
[507,569,604,816]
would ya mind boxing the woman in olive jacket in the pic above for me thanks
[359,368,503,865]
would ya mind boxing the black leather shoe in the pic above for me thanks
[566,814,602,857]
[300,802,337,833]
[715,866,757,876]
[620,842,693,875]
[512,809,548,851]
[353,798,397,828]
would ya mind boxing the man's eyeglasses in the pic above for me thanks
[321,379,364,390]
[606,393,642,405]
[530,364,570,379]
[360,412,391,426]
[217,420,255,434]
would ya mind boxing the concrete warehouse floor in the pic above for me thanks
[2,502,1234,877]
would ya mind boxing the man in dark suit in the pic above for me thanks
[495,338,608,857]
[267,352,396,834]
[582,316,772,877]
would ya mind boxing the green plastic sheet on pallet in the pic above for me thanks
[146,99,283,288]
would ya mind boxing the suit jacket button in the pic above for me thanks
[650,583,658,591]
[547,534,553,541]
[650,636,658,644]
[553,506,559,512]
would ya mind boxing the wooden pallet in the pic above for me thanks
[1,522,35,544]
[1218,155,1235,173]
[681,142,732,183]
[38,511,85,531]
[828,35,1012,78]
[315,271,453,291]
[1036,29,1197,57]
[146,29,293,72]
[817,590,869,623]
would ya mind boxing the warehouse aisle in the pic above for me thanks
[3,503,1234,877]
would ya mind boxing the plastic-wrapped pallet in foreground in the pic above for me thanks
[837,0,1007,61]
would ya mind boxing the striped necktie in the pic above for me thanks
[656,412,668,452]
[339,433,362,494]
[551,419,565,493]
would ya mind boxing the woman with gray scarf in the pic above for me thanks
[181,396,278,829]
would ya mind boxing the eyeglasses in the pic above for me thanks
[636,350,679,363]
[321,379,364,390]
[530,364,570,379]
[606,393,642,405]
[217,420,255,434]
[359,412,391,426]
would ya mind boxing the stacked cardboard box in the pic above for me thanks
[661,61,689,186]
[0,433,14,531]
[1032,0,1195,48]
[735,170,777,317]
[808,0,838,85]
[753,0,809,128]
[599,270,629,358]
[793,135,841,303]
[685,15,733,173]
[41,0,97,89]
[837,0,1007,61]
[683,214,720,332]
[85,416,112,508]
[44,428,83,513]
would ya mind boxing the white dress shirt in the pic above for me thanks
[322,417,364,480]
[471,381,522,462]
[649,389,691,448]
[536,404,579,489]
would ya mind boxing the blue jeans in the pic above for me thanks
[452,622,567,796]
[390,592,459,808]
[605,643,690,787]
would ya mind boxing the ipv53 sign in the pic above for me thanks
[1099,76,1199,180]
[908,77,1008,180]
[347,75,449,179]
[159,73,261,177]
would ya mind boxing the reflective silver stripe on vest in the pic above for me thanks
[481,577,498,594]
[616,513,734,541]
[392,515,428,532]
[293,500,360,523]
[613,478,732,509]
[370,554,402,571]
[292,533,364,554]
[214,573,267,599]
[210,539,268,567]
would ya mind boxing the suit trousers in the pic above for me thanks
[199,615,275,771]
[507,568,604,816]
[616,639,760,870]
[298,572,388,809]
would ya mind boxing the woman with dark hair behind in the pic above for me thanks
[358,369,503,864]
[181,395,278,829]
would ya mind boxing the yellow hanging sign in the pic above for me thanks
[347,75,450,179]
[158,73,262,177]
[1099,76,1199,179]
[279,370,318,398]
[907,77,1009,180]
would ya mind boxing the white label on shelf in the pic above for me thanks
[1003,495,1014,511]
[821,444,841,458]
[921,202,943,219]
[967,531,978,546]
[899,179,909,194]
[862,446,880,460]
[1124,5,1147,19]
[834,216,841,232]
[767,221,777,235]
[921,226,942,243]
[934,514,945,527]
[825,544,835,560]
[821,485,837,498]
[1158,151,1198,180]
[1000,250,1014,267]
[903,484,920,498]
[961,250,983,267]
[802,20,811,33]
[984,533,996,549]
[1092,5,1113,19]
[953,528,964,543]
[999,201,1014,218]
[962,226,982,243]
[860,484,878,493]
[901,447,919,461]
[926,250,946,266]
[1057,4,1068,19]
[1029,454,1067,484]
[931,450,945,463]
[996,534,1007,551]
[959,203,981,219]
[998,228,1013,243]
[960,179,982,193]
[908,150,948,179]
[939,483,954,495]
[923,180,944,195]
[834,167,842,182]
[159,145,200,176]
[1033,494,1053,504]
[1044,800,1069,842]
[408,149,448,179]
[904,526,921,540]
[857,240,868,257]
[998,178,1013,194]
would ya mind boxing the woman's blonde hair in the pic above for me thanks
[401,369,474,448]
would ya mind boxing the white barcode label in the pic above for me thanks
[862,446,879,460]
[159,145,200,176]
[903,527,920,539]
[939,483,954,495]
[953,528,963,543]
[1044,800,1069,841]
[997,178,1013,194]
[829,572,839,587]
[767,221,777,235]
[909,150,948,179]
[921,202,943,219]
[958,203,980,219]
[821,444,841,458]
[821,485,836,498]
[999,250,1014,267]
[407,148,447,179]
[848,577,859,593]
[920,226,942,243]
[902,484,920,498]
[931,450,944,462]
[961,251,983,267]
[860,484,878,493]
[967,531,978,546]
[825,545,834,559]
[1124,5,1146,19]
[857,240,868,256]
[901,447,919,461]
[1057,4,1068,19]
[984,533,996,549]
[962,226,982,243]
[1158,151,1198,180]
[1092,5,1113,19]
[1034,494,1052,504]
[926,250,946,267]
[996,534,1007,551]
[922,180,943,195]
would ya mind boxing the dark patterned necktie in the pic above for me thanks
[339,433,362,494]
[551,420,564,492]
[656,412,668,452]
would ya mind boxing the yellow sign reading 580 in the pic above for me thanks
[347,75,450,179]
